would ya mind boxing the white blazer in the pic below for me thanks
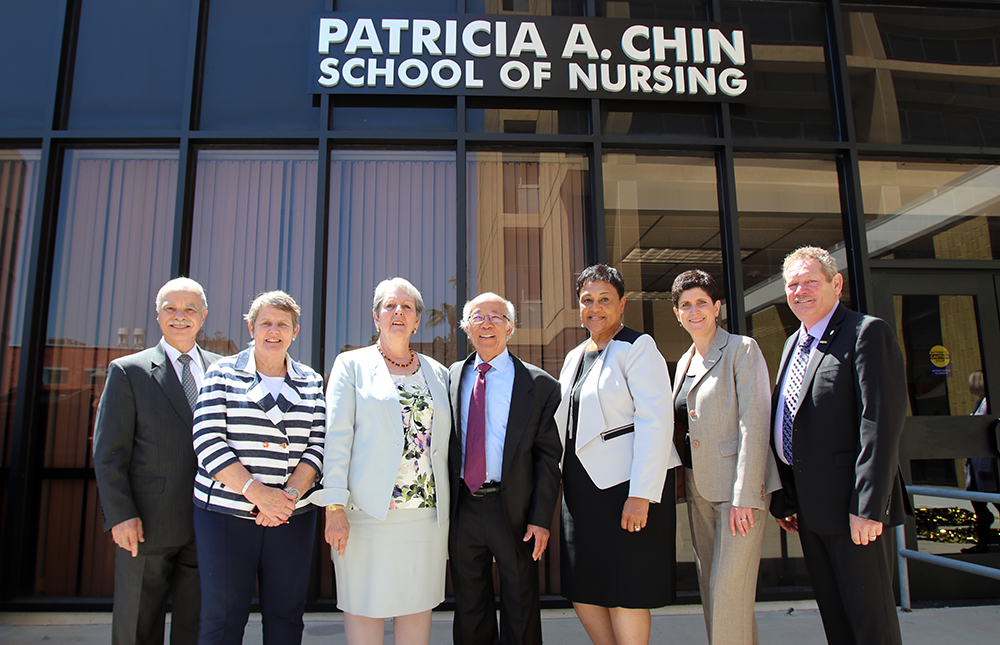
[554,327,681,503]
[314,345,451,525]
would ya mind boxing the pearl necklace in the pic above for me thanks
[377,343,415,368]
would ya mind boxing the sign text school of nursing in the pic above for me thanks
[310,13,755,101]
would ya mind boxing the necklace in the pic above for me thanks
[589,321,625,351]
[377,343,415,368]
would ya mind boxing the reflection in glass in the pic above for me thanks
[327,150,457,367]
[723,0,836,140]
[41,148,180,596]
[604,154,723,360]
[599,0,709,21]
[860,160,1000,261]
[601,101,718,137]
[892,293,984,487]
[467,99,589,135]
[844,8,1000,147]
[467,0,586,16]
[0,150,40,470]
[190,149,319,364]
[736,157,847,381]
[467,151,588,381]
[333,96,456,132]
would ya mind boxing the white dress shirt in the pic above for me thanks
[160,337,206,391]
[459,348,514,483]
[773,302,840,465]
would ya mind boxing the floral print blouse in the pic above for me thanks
[389,365,437,509]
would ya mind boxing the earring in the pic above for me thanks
[375,326,380,333]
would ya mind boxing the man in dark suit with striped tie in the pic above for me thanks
[93,277,221,645]
[769,247,908,645]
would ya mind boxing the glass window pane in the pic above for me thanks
[601,101,718,137]
[599,0,709,21]
[40,148,179,596]
[200,0,324,130]
[603,153,722,376]
[860,160,1000,261]
[467,0,586,16]
[844,7,1000,147]
[332,96,456,132]
[0,150,41,471]
[467,98,590,135]
[326,150,458,367]
[723,0,837,140]
[68,0,191,130]
[736,157,849,379]
[190,149,319,366]
[0,1,63,131]
[467,151,588,381]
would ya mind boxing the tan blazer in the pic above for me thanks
[673,328,781,509]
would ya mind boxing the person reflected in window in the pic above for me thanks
[555,264,681,645]
[671,270,781,644]
[316,278,452,645]
[192,291,325,645]
[963,369,999,554]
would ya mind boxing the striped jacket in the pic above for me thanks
[192,347,325,519]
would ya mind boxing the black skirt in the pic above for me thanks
[560,430,676,608]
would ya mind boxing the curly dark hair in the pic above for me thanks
[576,264,625,299]
[671,270,720,308]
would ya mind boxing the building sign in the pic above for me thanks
[310,13,755,102]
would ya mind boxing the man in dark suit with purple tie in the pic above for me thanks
[448,292,563,645]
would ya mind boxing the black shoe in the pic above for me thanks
[961,544,989,554]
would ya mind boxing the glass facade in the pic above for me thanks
[2,0,999,606]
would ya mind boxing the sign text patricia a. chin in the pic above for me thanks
[309,13,755,102]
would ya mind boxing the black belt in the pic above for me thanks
[464,481,501,498]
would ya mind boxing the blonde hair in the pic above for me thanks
[782,246,838,283]
[244,291,301,328]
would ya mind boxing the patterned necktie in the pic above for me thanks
[781,334,815,464]
[177,354,198,411]
[464,362,492,493]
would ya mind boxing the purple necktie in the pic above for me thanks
[781,334,815,464]
[464,362,491,492]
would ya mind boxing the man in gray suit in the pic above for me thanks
[769,247,908,644]
[93,277,220,645]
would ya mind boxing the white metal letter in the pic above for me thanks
[622,25,650,62]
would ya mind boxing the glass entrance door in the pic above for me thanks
[871,269,1000,596]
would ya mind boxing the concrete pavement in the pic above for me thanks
[2,601,998,643]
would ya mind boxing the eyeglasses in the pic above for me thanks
[469,313,510,325]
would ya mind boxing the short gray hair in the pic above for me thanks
[156,277,207,312]
[782,246,838,283]
[244,291,301,329]
[459,292,517,333]
[372,278,425,315]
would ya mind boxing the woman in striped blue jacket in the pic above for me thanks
[192,291,325,645]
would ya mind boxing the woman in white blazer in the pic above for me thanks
[313,278,451,645]
[671,270,781,645]
[555,264,681,645]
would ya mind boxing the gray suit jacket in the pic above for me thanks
[769,305,909,534]
[93,343,221,549]
[673,328,781,509]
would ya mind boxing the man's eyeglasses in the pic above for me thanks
[469,313,510,325]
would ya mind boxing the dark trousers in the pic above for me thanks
[797,514,902,645]
[449,488,542,645]
[193,506,316,645]
[112,535,200,645]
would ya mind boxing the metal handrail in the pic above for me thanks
[897,486,1000,610]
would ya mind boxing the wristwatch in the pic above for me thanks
[326,503,344,512]
[282,486,301,503]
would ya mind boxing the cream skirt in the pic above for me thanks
[333,507,448,618]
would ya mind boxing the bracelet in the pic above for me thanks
[241,478,255,496]
[326,504,344,512]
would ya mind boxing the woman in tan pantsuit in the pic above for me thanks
[671,270,781,645]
